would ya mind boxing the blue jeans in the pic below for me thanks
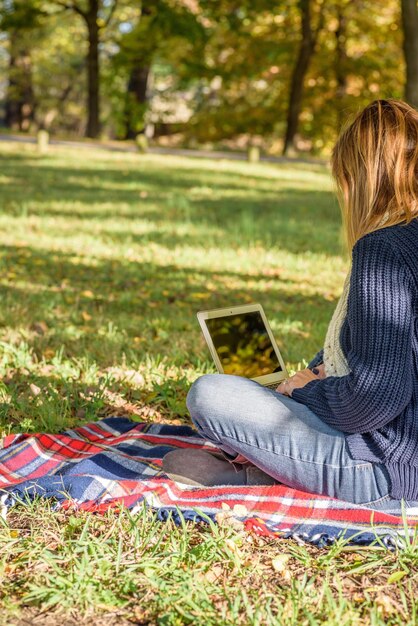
[187,374,416,513]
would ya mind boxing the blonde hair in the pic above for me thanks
[331,99,418,250]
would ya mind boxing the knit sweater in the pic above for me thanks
[293,218,418,500]
[323,269,352,377]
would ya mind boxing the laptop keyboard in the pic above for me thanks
[265,383,279,391]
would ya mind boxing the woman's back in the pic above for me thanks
[293,217,418,500]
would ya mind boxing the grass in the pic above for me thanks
[0,141,416,624]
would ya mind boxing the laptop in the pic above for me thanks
[197,303,288,389]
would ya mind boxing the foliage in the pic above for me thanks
[187,0,403,152]
[32,10,86,133]
[0,0,408,153]
[109,0,206,138]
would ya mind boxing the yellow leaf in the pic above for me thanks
[387,570,407,584]
[144,391,158,402]
[191,293,207,299]
[81,290,94,298]
[224,538,240,553]
[81,311,92,322]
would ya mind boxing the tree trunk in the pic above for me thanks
[85,0,100,138]
[335,4,348,130]
[123,4,152,140]
[5,32,35,131]
[124,64,150,139]
[282,0,323,155]
[401,0,418,109]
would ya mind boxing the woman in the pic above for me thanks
[163,99,418,511]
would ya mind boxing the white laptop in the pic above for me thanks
[197,303,288,389]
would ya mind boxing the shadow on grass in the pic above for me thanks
[0,150,340,431]
[0,153,340,256]
[0,366,192,434]
[1,244,336,364]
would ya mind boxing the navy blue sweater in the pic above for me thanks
[293,219,418,500]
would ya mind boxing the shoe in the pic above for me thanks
[205,448,252,465]
[162,448,278,487]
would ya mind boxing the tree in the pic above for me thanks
[174,1,295,145]
[277,0,401,153]
[53,0,120,138]
[114,0,205,139]
[401,0,418,108]
[282,0,324,155]
[0,0,406,151]
[116,4,152,140]
[32,11,86,133]
[334,1,348,129]
[0,0,44,130]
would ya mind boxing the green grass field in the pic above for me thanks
[0,141,416,625]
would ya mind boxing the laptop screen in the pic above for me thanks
[205,311,283,378]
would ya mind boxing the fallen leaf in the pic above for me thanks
[387,570,407,584]
[43,349,55,360]
[29,383,41,396]
[224,538,241,554]
[233,504,248,517]
[204,564,223,583]
[271,554,291,572]
[31,321,48,335]
[352,593,365,603]
[375,593,399,616]
[81,311,92,322]
[143,391,158,402]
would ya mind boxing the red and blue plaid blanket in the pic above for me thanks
[1,417,418,547]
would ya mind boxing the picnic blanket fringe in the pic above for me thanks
[1,417,417,548]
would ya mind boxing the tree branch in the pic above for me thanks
[313,0,325,44]
[53,0,87,20]
[104,0,118,27]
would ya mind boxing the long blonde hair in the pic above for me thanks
[331,99,418,250]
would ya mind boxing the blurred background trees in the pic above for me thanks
[0,0,413,154]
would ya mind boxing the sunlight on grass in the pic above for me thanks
[0,141,345,436]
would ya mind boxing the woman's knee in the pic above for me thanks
[186,374,242,426]
[186,374,219,421]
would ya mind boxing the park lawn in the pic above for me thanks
[0,141,416,625]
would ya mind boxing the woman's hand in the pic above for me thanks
[276,368,322,396]
[312,363,326,379]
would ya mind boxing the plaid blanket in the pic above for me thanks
[1,417,418,547]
